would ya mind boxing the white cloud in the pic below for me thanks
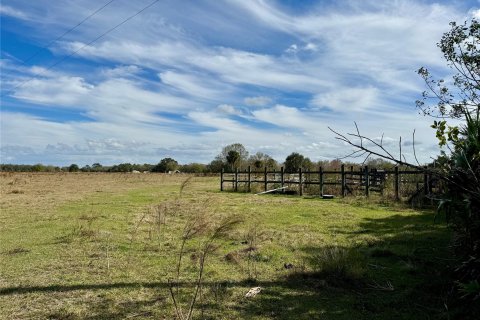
[285,44,298,54]
[304,43,317,51]
[252,104,323,130]
[470,8,480,19]
[0,5,29,20]
[244,96,272,106]
[101,65,141,78]
[285,42,317,54]
[58,40,199,70]
[13,76,93,106]
[311,87,380,112]
[216,104,242,115]
[187,111,245,132]
[85,138,148,151]
[232,0,460,88]
[59,41,332,92]
[11,75,197,124]
[159,71,228,100]
[189,47,332,91]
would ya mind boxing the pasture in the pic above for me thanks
[0,173,452,319]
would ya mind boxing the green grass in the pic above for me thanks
[0,174,454,319]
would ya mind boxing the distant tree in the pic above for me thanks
[206,158,225,173]
[109,163,133,172]
[226,150,240,170]
[81,165,91,172]
[219,143,249,170]
[248,152,278,170]
[151,158,179,173]
[68,164,80,172]
[46,165,61,172]
[284,152,310,172]
[317,159,343,170]
[302,157,314,171]
[0,164,63,172]
[31,163,46,172]
[365,158,394,169]
[181,163,207,174]
[91,163,103,172]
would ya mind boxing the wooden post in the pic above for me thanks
[234,168,238,192]
[220,168,224,191]
[423,167,428,195]
[281,167,285,191]
[299,167,303,196]
[319,166,324,196]
[350,165,354,188]
[394,166,399,201]
[247,166,251,193]
[365,166,370,197]
[359,166,363,189]
[264,167,268,192]
[272,168,276,188]
[341,164,346,197]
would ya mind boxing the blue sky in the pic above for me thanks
[1,0,479,166]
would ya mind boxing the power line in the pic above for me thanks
[21,0,117,65]
[4,0,161,96]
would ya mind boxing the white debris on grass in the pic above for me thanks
[245,287,262,298]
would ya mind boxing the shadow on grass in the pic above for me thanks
[1,212,456,319]
[0,280,266,296]
[0,279,361,319]
[237,211,454,320]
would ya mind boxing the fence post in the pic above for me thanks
[341,164,346,197]
[423,166,428,196]
[234,168,238,192]
[319,166,323,196]
[365,166,370,197]
[394,166,399,201]
[359,166,363,189]
[247,166,251,193]
[299,167,303,196]
[264,167,268,192]
[281,166,285,191]
[350,166,354,188]
[220,168,224,191]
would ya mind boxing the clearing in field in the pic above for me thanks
[0,173,451,319]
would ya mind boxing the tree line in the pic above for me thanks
[0,146,395,174]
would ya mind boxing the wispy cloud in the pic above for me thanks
[311,87,381,112]
[1,0,477,165]
[0,4,29,20]
[216,104,242,116]
[244,96,272,107]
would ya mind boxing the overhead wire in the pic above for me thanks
[21,0,117,65]
[3,0,161,97]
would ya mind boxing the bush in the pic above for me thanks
[151,158,178,173]
[309,246,367,283]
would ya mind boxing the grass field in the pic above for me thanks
[0,172,453,319]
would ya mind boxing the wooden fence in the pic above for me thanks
[220,165,435,200]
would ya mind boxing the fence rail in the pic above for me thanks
[220,165,435,200]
